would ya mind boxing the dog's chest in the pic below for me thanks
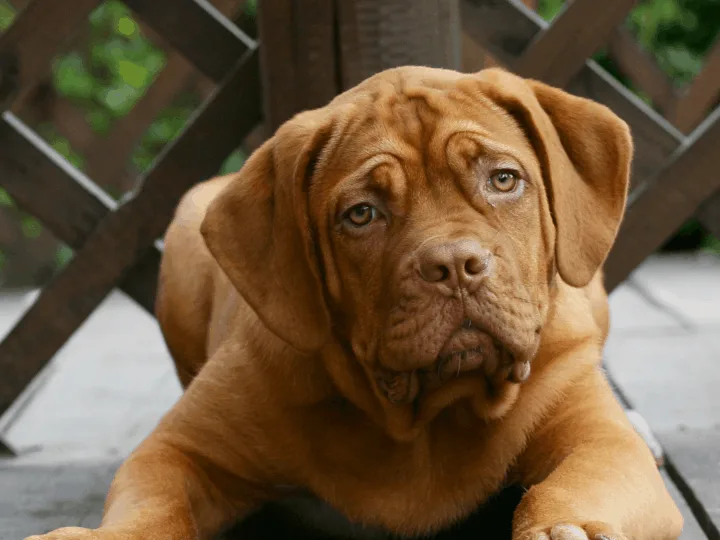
[295,407,512,533]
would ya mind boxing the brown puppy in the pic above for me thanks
[28,67,683,540]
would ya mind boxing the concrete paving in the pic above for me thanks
[0,253,718,539]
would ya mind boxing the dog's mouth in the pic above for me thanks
[374,320,526,405]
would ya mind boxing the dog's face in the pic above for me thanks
[309,79,551,404]
[202,67,632,418]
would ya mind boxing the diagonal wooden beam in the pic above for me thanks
[514,0,637,88]
[125,0,255,83]
[606,27,678,116]
[670,37,720,134]
[0,50,261,416]
[0,112,161,312]
[0,0,257,421]
[604,107,720,290]
[460,0,684,190]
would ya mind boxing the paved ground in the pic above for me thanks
[0,253,718,539]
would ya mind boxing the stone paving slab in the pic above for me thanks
[0,291,181,459]
[662,430,720,536]
[629,253,720,327]
[0,459,117,539]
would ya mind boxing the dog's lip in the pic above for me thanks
[437,320,503,357]
[425,321,508,377]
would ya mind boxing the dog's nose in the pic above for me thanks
[417,239,491,289]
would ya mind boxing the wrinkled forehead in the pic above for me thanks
[320,68,537,184]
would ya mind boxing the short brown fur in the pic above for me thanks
[29,67,682,540]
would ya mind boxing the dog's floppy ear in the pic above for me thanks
[200,111,332,352]
[478,69,633,287]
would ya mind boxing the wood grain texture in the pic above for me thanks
[606,27,678,116]
[514,0,637,88]
[671,38,720,134]
[258,0,338,132]
[338,0,461,88]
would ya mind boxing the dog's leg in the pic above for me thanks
[511,369,683,540]
[24,349,271,540]
[23,436,266,540]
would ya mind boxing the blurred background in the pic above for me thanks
[0,0,716,289]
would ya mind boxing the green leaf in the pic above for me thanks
[117,59,150,88]
[49,134,84,169]
[55,245,74,268]
[537,0,565,21]
[116,15,137,37]
[0,1,16,31]
[220,150,247,175]
[86,107,113,134]
[0,188,14,207]
[99,84,141,116]
[21,217,42,239]
[54,52,96,100]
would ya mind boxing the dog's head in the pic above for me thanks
[201,67,631,425]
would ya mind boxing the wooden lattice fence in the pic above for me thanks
[0,5,719,534]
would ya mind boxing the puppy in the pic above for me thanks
[28,67,683,540]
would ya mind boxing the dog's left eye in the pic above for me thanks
[488,171,520,193]
[345,204,377,227]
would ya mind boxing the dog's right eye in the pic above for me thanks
[345,204,377,227]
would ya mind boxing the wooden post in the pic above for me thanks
[258,0,340,132]
[259,0,461,131]
[337,0,461,89]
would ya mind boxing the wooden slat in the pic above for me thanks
[604,107,720,290]
[83,53,198,194]
[514,0,637,88]
[0,50,261,416]
[460,0,684,189]
[292,0,339,111]
[19,88,97,154]
[0,0,101,110]
[606,27,678,115]
[82,0,251,193]
[461,0,540,73]
[0,112,160,312]
[258,0,338,131]
[257,0,297,131]
[671,38,720,134]
[125,0,254,83]
[337,0,461,89]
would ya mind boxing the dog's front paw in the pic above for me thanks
[517,521,627,540]
[25,527,125,540]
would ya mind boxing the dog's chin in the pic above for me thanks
[373,322,517,405]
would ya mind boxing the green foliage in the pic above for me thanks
[0,1,15,31]
[53,0,166,136]
[537,0,564,21]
